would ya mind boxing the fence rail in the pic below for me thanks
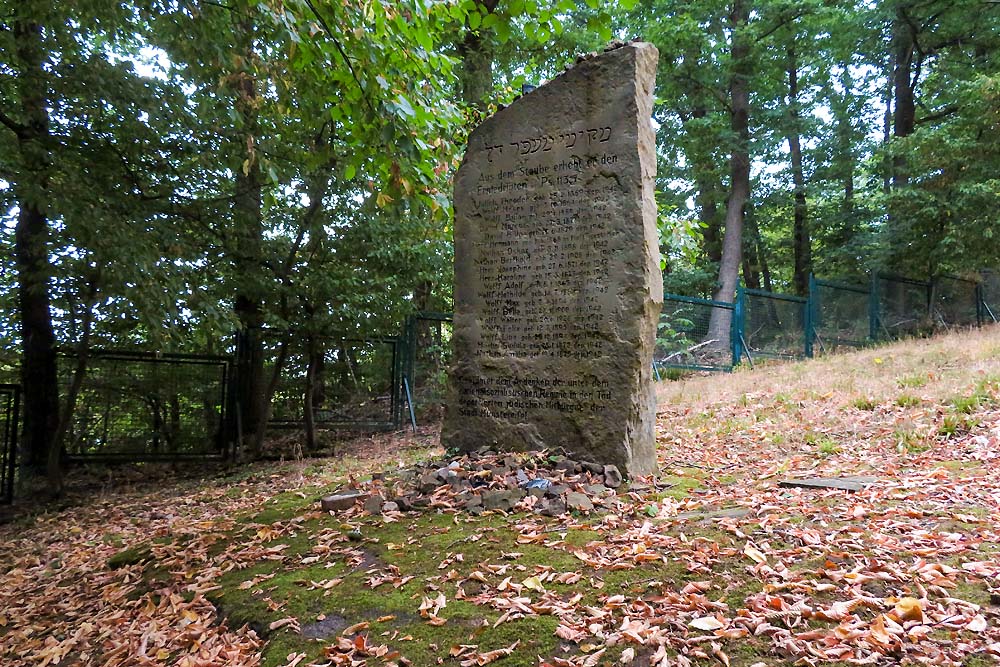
[0,266,995,502]
[57,350,230,462]
[250,329,401,433]
[660,270,992,372]
[654,296,735,372]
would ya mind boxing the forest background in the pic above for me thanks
[2,0,1000,493]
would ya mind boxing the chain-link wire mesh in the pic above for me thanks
[742,289,807,360]
[654,296,734,371]
[403,314,453,423]
[58,351,229,460]
[932,276,980,329]
[262,333,399,431]
[810,280,871,352]
[876,275,931,340]
[0,384,18,504]
[979,271,999,323]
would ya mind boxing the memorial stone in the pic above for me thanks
[443,42,662,476]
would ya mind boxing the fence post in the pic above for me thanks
[731,284,744,368]
[397,316,414,428]
[976,282,984,327]
[868,273,880,342]
[805,273,816,358]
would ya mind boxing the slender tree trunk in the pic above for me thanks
[680,45,723,264]
[231,11,266,457]
[48,279,98,496]
[741,226,762,290]
[10,17,60,477]
[252,339,289,457]
[304,336,317,453]
[833,83,855,219]
[891,4,916,189]
[708,0,751,345]
[786,46,811,297]
[882,69,893,196]
[748,205,774,294]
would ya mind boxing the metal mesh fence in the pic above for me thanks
[982,271,1000,323]
[810,279,871,352]
[0,384,18,504]
[741,289,807,360]
[932,276,980,329]
[262,333,399,431]
[875,275,931,340]
[655,296,735,371]
[403,313,453,423]
[58,351,229,461]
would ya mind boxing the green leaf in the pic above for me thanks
[468,10,481,30]
[345,164,357,180]
[395,95,416,118]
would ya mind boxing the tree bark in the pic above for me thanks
[231,11,266,457]
[10,17,60,477]
[708,0,751,345]
[48,277,99,496]
[680,45,723,264]
[303,336,317,453]
[891,2,916,189]
[786,46,811,297]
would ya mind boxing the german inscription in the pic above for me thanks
[443,43,663,476]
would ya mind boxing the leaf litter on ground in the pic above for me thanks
[1,328,1000,666]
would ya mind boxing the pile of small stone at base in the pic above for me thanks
[320,448,626,518]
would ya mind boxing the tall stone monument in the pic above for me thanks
[443,42,662,476]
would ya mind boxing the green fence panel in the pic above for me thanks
[740,287,808,360]
[874,274,932,340]
[982,271,1000,323]
[932,275,981,329]
[809,275,871,353]
[655,294,736,372]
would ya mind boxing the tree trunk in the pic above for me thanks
[708,0,751,345]
[231,11,266,457]
[786,46,811,297]
[48,278,98,496]
[681,45,723,264]
[891,3,916,189]
[750,205,774,291]
[304,337,317,453]
[832,69,856,220]
[11,17,60,477]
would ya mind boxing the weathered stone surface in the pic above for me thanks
[603,464,623,489]
[363,494,384,515]
[320,491,367,512]
[443,42,662,477]
[482,488,526,512]
[778,476,877,492]
[565,491,595,512]
[538,497,566,517]
[555,459,580,473]
[674,506,751,522]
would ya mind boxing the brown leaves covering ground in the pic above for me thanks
[2,328,1000,667]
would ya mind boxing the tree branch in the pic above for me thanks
[0,107,25,136]
[916,104,959,125]
[302,0,376,116]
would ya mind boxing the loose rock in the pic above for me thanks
[321,491,367,512]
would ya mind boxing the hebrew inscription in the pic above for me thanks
[443,43,662,476]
